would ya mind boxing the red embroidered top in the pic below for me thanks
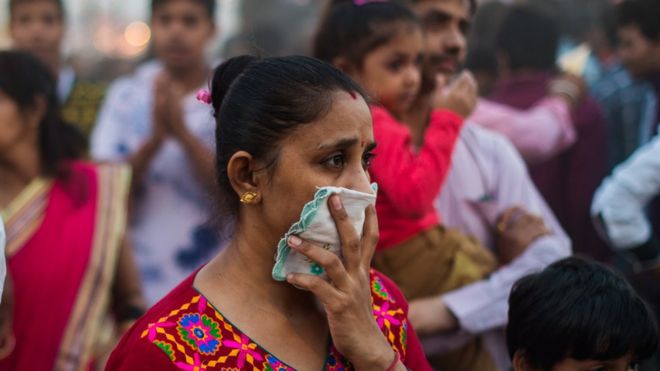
[370,106,464,250]
[106,270,432,370]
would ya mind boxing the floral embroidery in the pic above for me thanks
[140,271,408,370]
[399,320,408,357]
[222,333,264,368]
[371,275,393,302]
[178,313,222,355]
[154,341,176,361]
[265,355,288,371]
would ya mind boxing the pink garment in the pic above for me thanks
[370,106,463,250]
[426,124,571,370]
[469,97,575,164]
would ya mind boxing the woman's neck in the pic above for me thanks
[200,220,317,314]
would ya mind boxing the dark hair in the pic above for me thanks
[507,257,659,369]
[151,0,216,19]
[406,0,477,16]
[313,0,419,67]
[0,51,85,177]
[616,0,660,41]
[495,5,559,71]
[9,0,65,17]
[210,55,367,216]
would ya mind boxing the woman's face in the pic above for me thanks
[0,91,28,154]
[258,92,375,240]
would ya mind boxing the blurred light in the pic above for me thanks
[124,21,151,47]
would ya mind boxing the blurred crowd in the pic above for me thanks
[0,0,660,370]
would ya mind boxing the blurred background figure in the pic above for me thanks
[91,0,222,305]
[0,50,144,371]
[8,0,106,141]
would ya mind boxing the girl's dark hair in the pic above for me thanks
[507,256,659,369]
[151,0,216,19]
[0,51,85,177]
[9,0,65,16]
[313,0,419,67]
[210,55,366,217]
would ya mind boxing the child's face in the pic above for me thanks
[10,1,64,67]
[151,0,215,71]
[352,25,423,118]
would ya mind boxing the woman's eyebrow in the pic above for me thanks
[317,137,359,150]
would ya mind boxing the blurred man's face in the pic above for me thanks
[617,25,660,80]
[151,0,215,71]
[410,0,471,79]
[10,1,64,69]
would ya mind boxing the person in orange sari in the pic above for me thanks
[0,51,145,371]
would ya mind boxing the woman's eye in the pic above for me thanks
[387,60,404,72]
[362,153,376,168]
[323,154,345,169]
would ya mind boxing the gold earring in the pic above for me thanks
[240,192,258,204]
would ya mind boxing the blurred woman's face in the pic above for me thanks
[257,92,376,240]
[0,91,27,154]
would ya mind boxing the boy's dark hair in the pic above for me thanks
[313,0,419,68]
[616,0,660,42]
[210,55,367,217]
[495,5,559,72]
[507,257,659,370]
[9,0,65,17]
[151,0,216,19]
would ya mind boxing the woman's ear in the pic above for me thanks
[226,150,263,205]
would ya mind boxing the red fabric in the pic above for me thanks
[370,106,463,250]
[106,270,432,371]
[0,162,98,371]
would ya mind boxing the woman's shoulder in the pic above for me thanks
[106,276,203,370]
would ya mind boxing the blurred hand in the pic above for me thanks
[433,71,479,118]
[496,207,551,265]
[549,73,587,108]
[408,296,458,335]
[153,73,190,141]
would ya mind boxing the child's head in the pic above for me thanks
[507,257,658,371]
[9,0,65,70]
[150,0,216,72]
[313,0,423,118]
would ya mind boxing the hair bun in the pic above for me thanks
[210,55,258,113]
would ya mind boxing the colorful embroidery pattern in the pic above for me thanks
[141,272,408,370]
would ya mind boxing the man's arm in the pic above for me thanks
[592,134,660,270]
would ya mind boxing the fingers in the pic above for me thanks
[328,195,363,273]
[288,235,350,288]
[286,273,337,307]
[360,205,379,267]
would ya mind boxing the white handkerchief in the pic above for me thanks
[272,184,377,281]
